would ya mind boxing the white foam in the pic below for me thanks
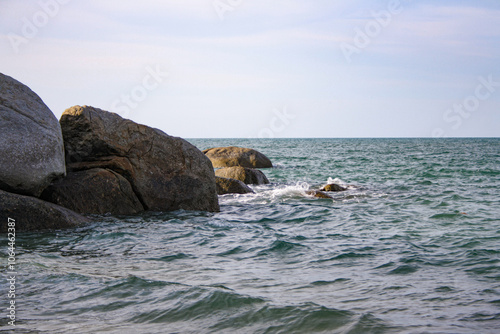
[325,177,358,190]
[326,177,347,185]
[219,181,313,205]
[268,181,311,199]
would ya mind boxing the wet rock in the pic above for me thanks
[320,183,347,192]
[305,190,333,199]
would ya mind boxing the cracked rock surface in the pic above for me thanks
[47,105,219,213]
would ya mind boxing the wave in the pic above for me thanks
[219,179,369,206]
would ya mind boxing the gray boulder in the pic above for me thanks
[215,176,254,195]
[0,189,89,232]
[41,168,144,215]
[215,166,269,185]
[203,146,272,168]
[0,73,65,197]
[60,105,219,213]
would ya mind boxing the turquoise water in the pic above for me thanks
[2,138,500,333]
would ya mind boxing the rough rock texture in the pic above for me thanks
[41,168,144,215]
[215,166,269,185]
[320,183,347,192]
[0,73,65,197]
[305,190,333,199]
[203,146,272,168]
[60,105,219,212]
[215,176,254,195]
[0,189,89,232]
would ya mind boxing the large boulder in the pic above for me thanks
[41,168,144,215]
[215,176,254,195]
[203,146,272,168]
[215,166,269,185]
[0,73,65,197]
[0,189,89,232]
[60,105,219,212]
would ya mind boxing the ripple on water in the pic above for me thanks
[11,138,500,333]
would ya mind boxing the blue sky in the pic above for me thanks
[1,0,499,138]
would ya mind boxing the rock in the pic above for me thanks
[305,190,333,199]
[0,73,65,197]
[203,146,272,168]
[215,166,269,185]
[41,168,144,215]
[320,183,347,192]
[60,105,219,212]
[0,189,89,232]
[215,176,254,195]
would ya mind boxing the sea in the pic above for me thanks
[2,138,500,334]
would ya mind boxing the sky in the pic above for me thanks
[1,0,499,138]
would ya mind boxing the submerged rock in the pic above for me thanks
[0,73,65,197]
[41,168,144,215]
[60,105,219,213]
[215,166,269,185]
[320,183,347,192]
[305,190,333,199]
[215,176,254,195]
[0,189,89,232]
[203,146,272,168]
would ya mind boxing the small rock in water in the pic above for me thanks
[305,190,333,199]
[320,183,347,192]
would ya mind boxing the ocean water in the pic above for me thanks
[2,138,500,333]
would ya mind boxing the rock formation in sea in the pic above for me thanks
[0,73,66,197]
[203,146,273,168]
[45,105,219,213]
[215,176,255,195]
[215,166,270,185]
[41,168,144,215]
[0,189,89,232]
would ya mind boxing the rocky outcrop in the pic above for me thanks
[215,167,269,185]
[320,184,347,192]
[203,147,272,168]
[59,105,219,213]
[215,176,254,195]
[0,73,65,197]
[41,168,144,215]
[0,189,89,232]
